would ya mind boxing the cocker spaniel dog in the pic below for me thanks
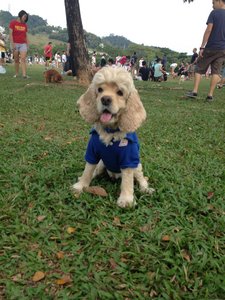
[44,69,63,84]
[73,67,155,207]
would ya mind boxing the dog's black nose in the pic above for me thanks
[101,96,112,106]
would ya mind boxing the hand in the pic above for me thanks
[10,43,16,51]
[199,49,204,58]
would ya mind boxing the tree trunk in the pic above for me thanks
[64,0,92,84]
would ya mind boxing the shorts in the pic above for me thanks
[0,51,5,59]
[45,57,52,61]
[14,43,28,52]
[195,49,225,75]
[189,64,196,73]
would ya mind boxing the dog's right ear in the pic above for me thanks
[77,84,99,123]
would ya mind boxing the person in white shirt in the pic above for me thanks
[61,51,67,73]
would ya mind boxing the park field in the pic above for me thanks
[0,64,224,299]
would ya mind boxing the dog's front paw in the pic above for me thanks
[117,195,136,208]
[148,187,155,194]
[141,187,155,195]
[72,182,84,197]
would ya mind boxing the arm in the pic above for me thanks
[160,64,165,74]
[26,33,29,46]
[199,23,213,57]
[45,46,50,54]
[9,28,14,51]
[25,25,29,47]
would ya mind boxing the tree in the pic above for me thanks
[64,0,193,83]
[64,0,91,83]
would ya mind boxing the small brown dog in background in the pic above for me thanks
[44,69,63,83]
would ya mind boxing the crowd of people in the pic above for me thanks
[0,3,224,99]
[90,52,170,82]
[89,50,220,84]
[0,9,77,78]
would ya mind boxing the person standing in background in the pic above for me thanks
[130,51,138,78]
[91,51,97,67]
[61,50,67,73]
[9,10,29,78]
[44,42,53,68]
[66,41,76,77]
[0,32,6,74]
[188,48,199,78]
[186,0,225,101]
[162,54,167,69]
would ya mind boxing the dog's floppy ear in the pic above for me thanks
[119,89,146,132]
[77,84,99,124]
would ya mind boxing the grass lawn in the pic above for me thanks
[0,64,224,299]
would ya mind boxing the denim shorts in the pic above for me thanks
[14,43,28,52]
[195,49,225,75]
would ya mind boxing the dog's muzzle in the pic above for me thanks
[99,96,114,123]
[101,96,112,107]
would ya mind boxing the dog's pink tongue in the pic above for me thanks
[100,112,112,123]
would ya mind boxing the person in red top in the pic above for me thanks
[9,10,29,78]
[44,42,53,68]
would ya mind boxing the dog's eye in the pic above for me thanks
[98,87,103,93]
[117,90,123,96]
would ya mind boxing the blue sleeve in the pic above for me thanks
[85,135,100,165]
[207,10,214,25]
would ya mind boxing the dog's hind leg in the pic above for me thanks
[134,164,155,194]
[92,160,105,179]
[72,162,96,194]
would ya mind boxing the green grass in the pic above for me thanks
[0,64,224,299]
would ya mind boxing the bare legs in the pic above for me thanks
[208,74,221,96]
[13,50,20,76]
[192,73,202,94]
[13,50,27,77]
[192,72,221,97]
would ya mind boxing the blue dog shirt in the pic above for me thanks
[85,129,140,173]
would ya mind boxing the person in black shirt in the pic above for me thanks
[138,61,150,81]
[188,47,198,78]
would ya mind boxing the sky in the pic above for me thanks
[0,0,213,55]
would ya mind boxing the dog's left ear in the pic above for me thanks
[119,89,146,132]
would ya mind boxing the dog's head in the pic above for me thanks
[44,70,63,83]
[77,67,146,132]
[54,73,63,83]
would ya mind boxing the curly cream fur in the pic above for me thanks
[77,67,146,142]
[73,67,154,207]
